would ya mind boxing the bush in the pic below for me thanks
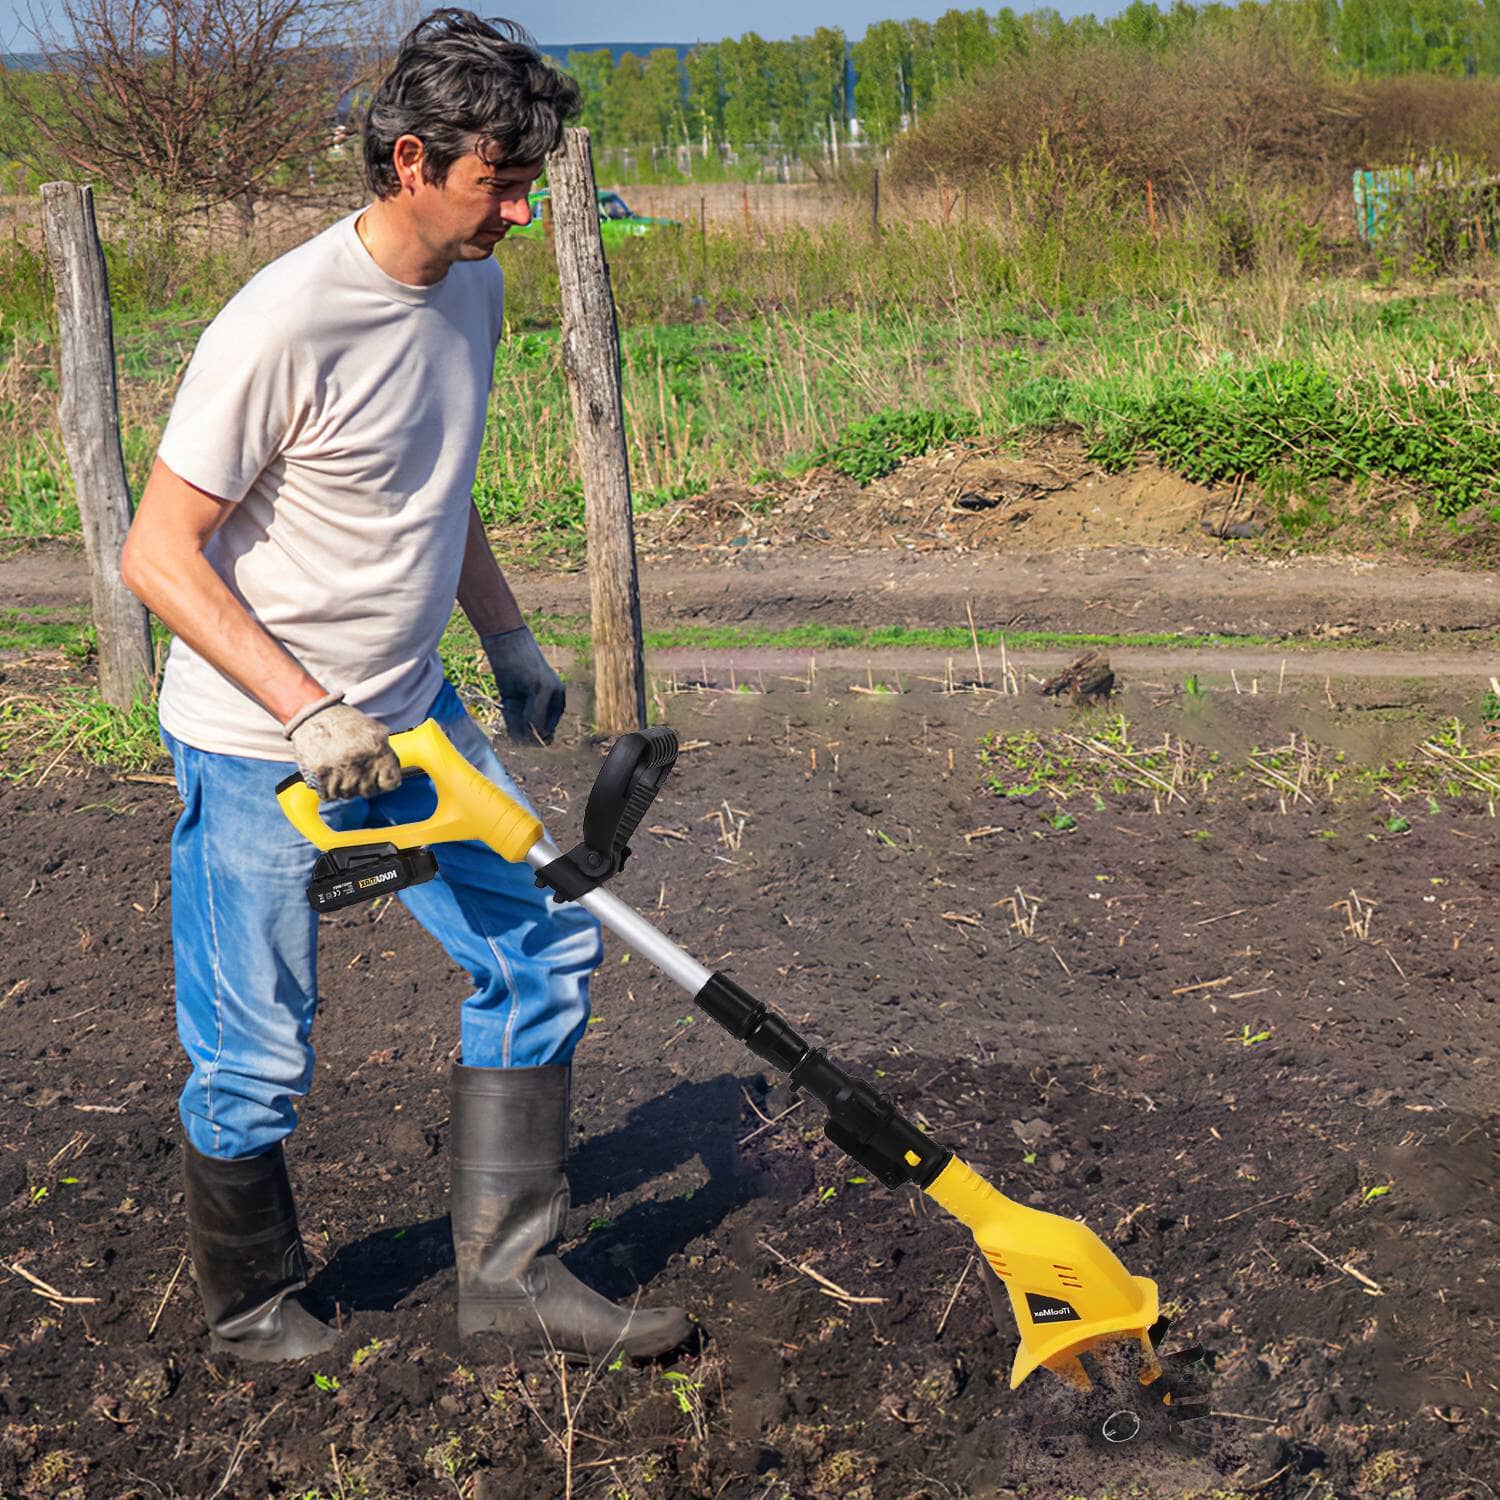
[889,18,1349,207]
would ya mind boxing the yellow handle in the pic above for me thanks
[275,719,544,863]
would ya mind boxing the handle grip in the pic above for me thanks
[583,726,677,863]
[275,719,543,863]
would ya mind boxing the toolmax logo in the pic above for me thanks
[1026,1293,1081,1322]
[356,869,399,890]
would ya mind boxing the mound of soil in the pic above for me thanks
[2,676,1495,1498]
[636,439,1225,559]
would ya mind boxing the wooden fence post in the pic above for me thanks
[547,127,646,735]
[40,181,154,709]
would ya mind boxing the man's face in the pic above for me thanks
[397,136,542,264]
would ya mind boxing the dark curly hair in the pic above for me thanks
[362,10,580,199]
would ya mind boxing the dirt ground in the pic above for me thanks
[2,599,1498,1498]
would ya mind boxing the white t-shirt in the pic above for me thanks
[155,209,505,760]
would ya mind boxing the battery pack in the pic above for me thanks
[307,843,438,913]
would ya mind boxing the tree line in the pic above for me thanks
[565,0,1500,151]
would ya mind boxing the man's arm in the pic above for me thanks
[120,458,327,723]
[459,500,566,744]
[121,458,400,798]
[456,499,524,635]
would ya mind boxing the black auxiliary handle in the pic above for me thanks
[534,727,679,902]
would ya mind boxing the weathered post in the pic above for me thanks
[40,181,154,709]
[546,127,646,735]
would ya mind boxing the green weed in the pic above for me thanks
[812,407,978,485]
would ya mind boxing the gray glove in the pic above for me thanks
[481,625,566,744]
[284,695,401,801]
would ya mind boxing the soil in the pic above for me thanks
[2,654,1497,1499]
[3,517,1499,1498]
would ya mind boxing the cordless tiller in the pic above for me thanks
[277,721,1207,1444]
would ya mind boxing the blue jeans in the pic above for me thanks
[163,680,603,1160]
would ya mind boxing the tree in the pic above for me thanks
[643,47,686,146]
[684,41,723,152]
[808,24,848,143]
[721,32,773,149]
[1,0,374,231]
[932,8,999,88]
[565,48,614,141]
[608,52,670,146]
[852,18,910,143]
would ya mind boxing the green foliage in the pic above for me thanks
[0,451,74,535]
[815,407,977,484]
[0,686,165,777]
[1087,360,1500,517]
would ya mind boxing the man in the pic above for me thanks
[120,9,690,1365]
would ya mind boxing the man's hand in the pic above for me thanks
[286,698,402,800]
[481,625,565,744]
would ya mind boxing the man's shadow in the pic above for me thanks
[312,1072,774,1314]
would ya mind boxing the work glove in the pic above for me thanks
[284,694,402,801]
[481,624,566,744]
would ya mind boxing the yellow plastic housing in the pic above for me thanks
[924,1155,1160,1389]
[276,719,543,863]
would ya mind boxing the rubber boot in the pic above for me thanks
[450,1062,693,1361]
[182,1138,337,1363]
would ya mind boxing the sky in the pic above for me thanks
[2,0,1115,53]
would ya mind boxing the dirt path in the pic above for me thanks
[5,539,1499,645]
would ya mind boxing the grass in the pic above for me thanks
[4,193,1499,558]
[977,714,1500,811]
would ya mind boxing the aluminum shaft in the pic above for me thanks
[525,836,711,995]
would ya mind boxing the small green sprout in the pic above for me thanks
[351,1339,384,1368]
[873,829,898,847]
[1362,1184,1393,1203]
[1022,1151,1038,1165]
[1183,674,1204,698]
[1240,1024,1273,1046]
[661,1370,700,1416]
[313,1372,340,1392]
[607,1353,625,1372]
[1385,814,1411,834]
[587,1215,616,1232]
[1046,811,1077,832]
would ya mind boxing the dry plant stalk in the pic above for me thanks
[1249,733,1317,811]
[998,886,1041,937]
[701,801,748,849]
[1331,889,1376,941]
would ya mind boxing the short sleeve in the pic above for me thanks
[156,301,301,504]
